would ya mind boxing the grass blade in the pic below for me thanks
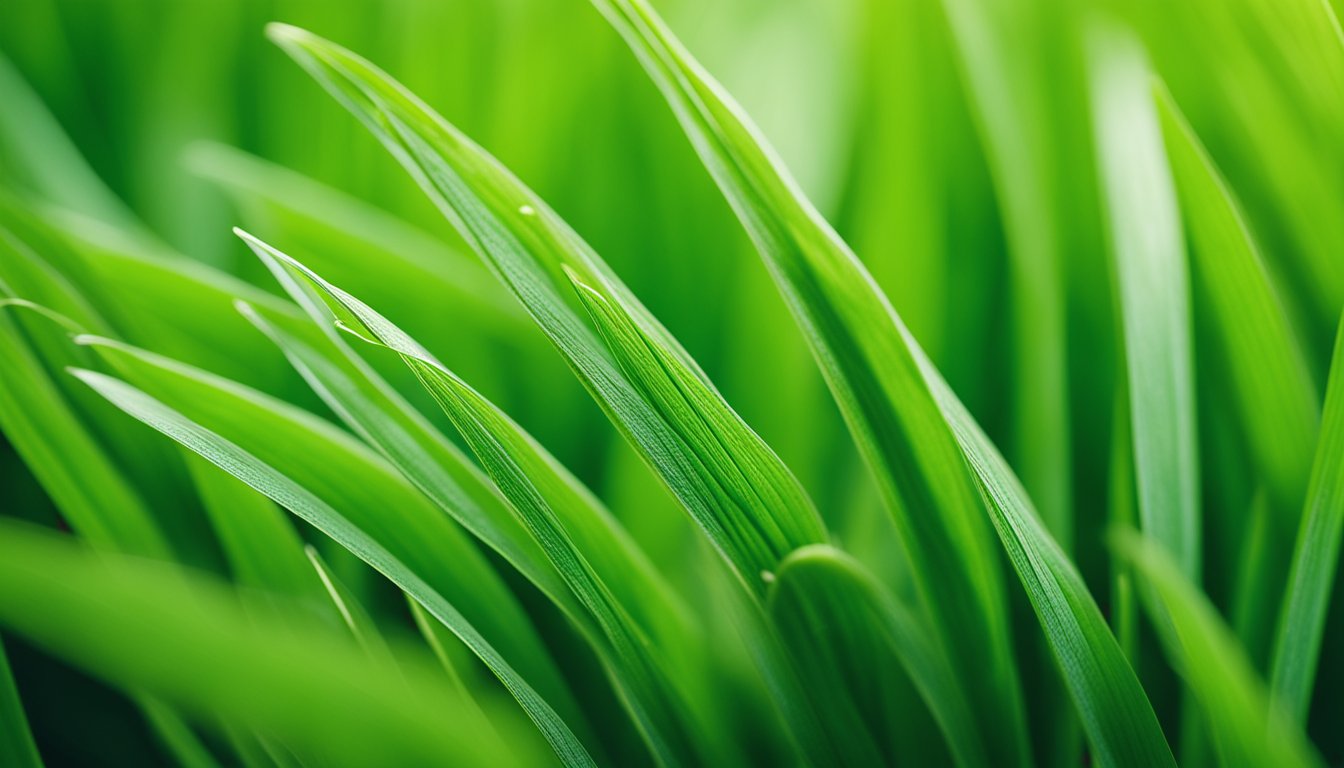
[70,366,596,767]
[264,24,826,597]
[1270,314,1344,721]
[1087,24,1200,579]
[1155,86,1319,513]
[1116,530,1324,768]
[232,284,581,631]
[928,376,1177,768]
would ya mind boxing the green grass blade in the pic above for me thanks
[1116,530,1324,768]
[767,545,983,768]
[1087,24,1200,579]
[0,53,147,239]
[0,519,537,768]
[264,25,826,596]
[186,141,527,340]
[1270,314,1344,722]
[0,304,168,558]
[232,289,581,631]
[573,2,1027,762]
[73,336,585,726]
[70,367,596,767]
[238,238,723,766]
[563,265,826,587]
[0,636,41,768]
[1155,86,1320,513]
[927,374,1176,768]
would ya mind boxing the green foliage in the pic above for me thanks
[0,1,1341,766]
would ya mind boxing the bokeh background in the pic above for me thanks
[2,0,1342,764]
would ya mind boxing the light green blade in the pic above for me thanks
[1087,24,1200,580]
[264,24,826,597]
[0,519,537,768]
[1271,314,1344,722]
[70,367,595,767]
[1155,85,1319,514]
[573,2,1026,762]
[1117,530,1324,768]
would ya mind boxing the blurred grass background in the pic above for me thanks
[2,0,1342,764]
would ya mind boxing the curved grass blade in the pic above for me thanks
[0,636,41,768]
[1270,313,1344,722]
[0,303,167,558]
[0,519,538,768]
[264,25,826,598]
[928,375,1177,768]
[767,544,983,768]
[20,205,306,396]
[74,337,585,724]
[0,53,147,240]
[238,237,728,766]
[232,292,581,631]
[70,368,596,767]
[1116,530,1324,768]
[1087,25,1200,579]
[186,141,527,340]
[567,3,1027,761]
[1155,85,1319,513]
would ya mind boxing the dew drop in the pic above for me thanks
[518,204,536,216]
[760,570,776,584]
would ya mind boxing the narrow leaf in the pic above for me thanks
[1156,86,1319,512]
[265,24,825,597]
[70,360,595,767]
[1117,530,1323,768]
[1270,313,1344,721]
[1087,24,1200,579]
